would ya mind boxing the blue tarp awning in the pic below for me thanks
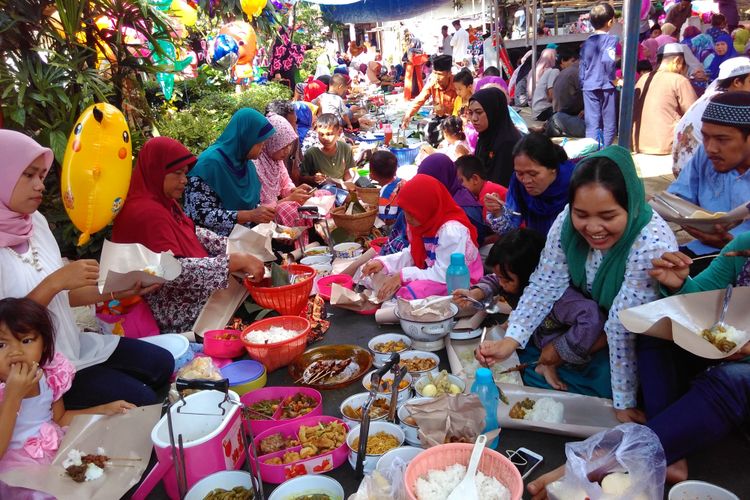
[320,0,449,23]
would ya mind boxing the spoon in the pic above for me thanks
[709,284,734,332]
[446,434,487,500]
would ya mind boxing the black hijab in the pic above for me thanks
[470,87,521,187]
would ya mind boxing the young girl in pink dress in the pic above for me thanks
[0,298,134,471]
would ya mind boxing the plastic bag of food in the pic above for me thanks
[347,457,408,500]
[168,357,223,402]
[547,423,666,500]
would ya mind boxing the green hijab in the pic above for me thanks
[560,145,652,310]
[190,108,275,210]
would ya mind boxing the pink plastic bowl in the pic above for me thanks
[203,330,244,358]
[317,274,354,301]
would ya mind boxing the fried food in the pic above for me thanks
[297,421,347,457]
[258,433,298,455]
[701,324,744,353]
[401,356,437,372]
[509,398,536,419]
[351,431,400,455]
[203,486,253,499]
[373,340,409,353]
[342,398,390,421]
[366,378,410,393]
[280,393,318,419]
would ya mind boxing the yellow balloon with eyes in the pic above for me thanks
[61,103,132,246]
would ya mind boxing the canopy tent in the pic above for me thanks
[320,0,452,23]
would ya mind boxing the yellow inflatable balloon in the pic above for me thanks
[241,0,265,18]
[170,0,198,27]
[61,104,132,246]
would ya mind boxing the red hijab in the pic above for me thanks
[396,174,478,269]
[303,79,327,102]
[112,137,207,258]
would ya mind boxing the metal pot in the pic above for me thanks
[394,303,458,342]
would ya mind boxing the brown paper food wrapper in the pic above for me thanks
[227,224,276,262]
[0,405,161,500]
[649,191,750,234]
[397,297,455,322]
[446,334,524,386]
[495,384,619,438]
[98,240,181,294]
[330,283,380,312]
[404,394,499,448]
[303,194,336,216]
[619,287,750,359]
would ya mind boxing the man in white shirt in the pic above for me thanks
[450,19,470,65]
[441,25,452,56]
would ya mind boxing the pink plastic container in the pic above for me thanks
[132,390,245,500]
[203,329,244,358]
[316,274,354,301]
[252,415,349,484]
[240,386,323,435]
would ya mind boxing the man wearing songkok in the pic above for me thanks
[667,91,750,274]
[401,54,458,147]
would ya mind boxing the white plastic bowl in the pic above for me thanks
[346,421,405,475]
[303,246,332,259]
[668,480,740,500]
[268,474,345,500]
[362,371,413,406]
[184,470,256,500]
[397,396,432,446]
[414,372,466,398]
[368,333,412,367]
[339,392,391,428]
[139,333,189,361]
[398,350,440,377]
[376,445,424,472]
[300,254,332,266]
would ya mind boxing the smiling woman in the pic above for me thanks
[476,146,679,423]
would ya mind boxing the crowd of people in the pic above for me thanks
[1,1,749,497]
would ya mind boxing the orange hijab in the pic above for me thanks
[396,174,478,268]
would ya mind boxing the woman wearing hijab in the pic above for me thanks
[361,174,483,300]
[477,146,678,421]
[706,33,738,80]
[184,109,276,237]
[486,133,575,237]
[0,130,173,408]
[303,79,327,103]
[417,153,487,245]
[469,87,522,187]
[254,114,318,247]
[527,47,557,102]
[112,137,265,332]
[641,37,660,66]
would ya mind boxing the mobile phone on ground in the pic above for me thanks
[507,447,544,480]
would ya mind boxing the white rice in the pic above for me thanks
[524,397,564,424]
[243,326,300,344]
[717,325,748,346]
[84,463,104,481]
[415,463,511,500]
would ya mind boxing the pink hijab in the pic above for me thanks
[528,48,557,99]
[641,38,660,66]
[0,130,53,247]
[255,114,298,205]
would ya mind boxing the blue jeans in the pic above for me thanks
[583,88,617,146]
[546,112,586,138]
[63,337,174,409]
[639,336,750,464]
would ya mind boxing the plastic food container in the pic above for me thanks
[241,316,311,372]
[268,474,345,500]
[184,470,257,500]
[414,373,466,398]
[668,481,740,500]
[333,242,363,259]
[240,386,323,435]
[317,274,354,301]
[346,422,405,475]
[220,360,266,395]
[367,333,412,368]
[339,392,391,428]
[300,255,332,266]
[252,415,349,484]
[376,446,423,473]
[202,329,244,358]
[362,371,413,407]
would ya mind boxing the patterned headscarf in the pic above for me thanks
[255,114,298,205]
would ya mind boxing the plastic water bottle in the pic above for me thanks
[446,253,470,294]
[471,367,500,449]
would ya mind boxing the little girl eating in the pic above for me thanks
[454,229,607,394]
[0,298,134,471]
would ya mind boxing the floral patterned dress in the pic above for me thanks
[144,227,229,332]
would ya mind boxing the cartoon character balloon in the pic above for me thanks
[210,34,239,70]
[153,39,177,100]
[169,0,197,27]
[240,0,266,18]
[61,104,132,246]
[219,21,257,66]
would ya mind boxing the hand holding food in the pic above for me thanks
[229,253,265,282]
[247,206,276,224]
[361,259,385,277]
[681,223,734,249]
[4,361,42,402]
[376,274,402,302]
[476,337,520,367]
[52,259,99,292]
[483,192,505,217]
[648,251,692,292]
[452,287,484,308]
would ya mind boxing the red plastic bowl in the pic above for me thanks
[317,274,354,301]
[203,329,244,358]
[241,316,311,372]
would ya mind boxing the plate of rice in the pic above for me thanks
[415,464,511,500]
